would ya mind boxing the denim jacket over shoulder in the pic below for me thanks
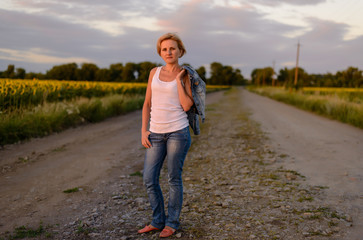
[182,65,206,135]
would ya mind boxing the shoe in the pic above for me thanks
[159,226,176,238]
[138,225,160,234]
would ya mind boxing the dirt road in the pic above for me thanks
[0,109,147,232]
[0,88,361,239]
[0,91,224,235]
[242,89,363,239]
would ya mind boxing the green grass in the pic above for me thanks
[278,169,306,179]
[63,187,80,193]
[12,225,44,239]
[76,221,95,235]
[130,171,143,177]
[2,223,52,239]
[297,195,314,202]
[0,94,144,146]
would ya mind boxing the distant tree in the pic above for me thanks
[77,63,99,81]
[46,63,78,80]
[233,69,247,85]
[209,62,224,85]
[25,72,38,79]
[25,72,46,80]
[122,62,137,82]
[15,68,26,79]
[196,66,206,81]
[275,67,308,88]
[109,63,123,82]
[277,68,291,87]
[95,68,111,82]
[323,73,336,87]
[209,62,245,85]
[307,67,362,88]
[220,65,232,85]
[336,67,363,88]
[251,67,274,86]
[4,65,15,78]
[137,61,158,82]
[308,74,323,87]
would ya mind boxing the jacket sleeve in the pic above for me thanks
[183,65,206,135]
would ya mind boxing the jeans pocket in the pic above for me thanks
[149,132,163,144]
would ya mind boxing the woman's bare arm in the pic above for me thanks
[141,67,156,148]
[176,69,194,112]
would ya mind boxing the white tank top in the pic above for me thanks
[150,67,189,133]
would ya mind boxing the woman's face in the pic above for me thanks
[160,39,181,64]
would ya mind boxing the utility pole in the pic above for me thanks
[294,40,300,87]
[272,60,276,87]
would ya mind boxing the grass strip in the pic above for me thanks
[0,94,144,146]
[248,87,363,129]
[63,187,80,193]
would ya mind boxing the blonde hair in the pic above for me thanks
[156,33,186,57]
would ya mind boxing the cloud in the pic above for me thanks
[0,7,161,67]
[0,8,115,61]
[296,18,362,73]
[7,0,166,36]
[251,0,326,6]
[0,48,90,64]
[302,17,349,42]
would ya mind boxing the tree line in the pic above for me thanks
[0,62,247,86]
[3,63,361,87]
[251,66,363,88]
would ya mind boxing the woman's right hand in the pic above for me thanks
[141,130,152,148]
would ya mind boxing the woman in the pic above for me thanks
[138,33,194,238]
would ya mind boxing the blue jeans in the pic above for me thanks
[143,126,191,230]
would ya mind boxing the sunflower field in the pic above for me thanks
[0,79,147,113]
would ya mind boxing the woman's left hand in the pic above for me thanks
[176,69,186,84]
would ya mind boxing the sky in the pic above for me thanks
[0,0,362,78]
